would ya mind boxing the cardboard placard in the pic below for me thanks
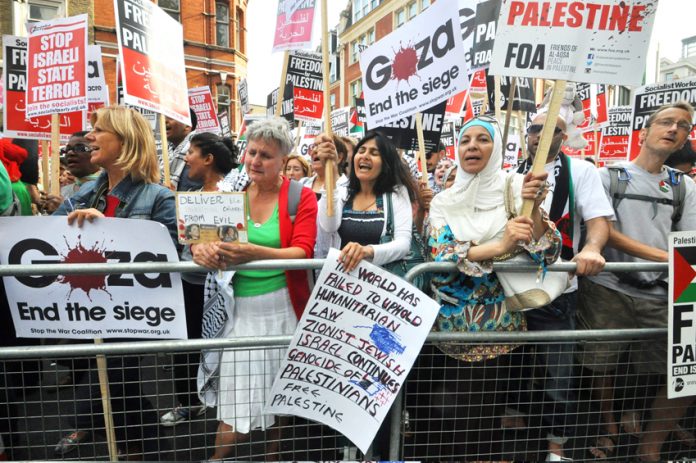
[490,0,658,86]
[115,0,190,125]
[360,0,469,127]
[0,217,186,340]
[175,192,247,245]
[265,248,440,454]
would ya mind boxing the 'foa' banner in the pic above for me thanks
[489,0,658,86]
[0,217,186,340]
[115,0,191,125]
[360,0,469,127]
[26,14,88,118]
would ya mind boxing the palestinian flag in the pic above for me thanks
[674,246,696,304]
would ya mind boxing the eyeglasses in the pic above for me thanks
[651,118,694,133]
[527,124,564,136]
[59,144,91,155]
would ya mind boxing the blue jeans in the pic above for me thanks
[524,290,578,443]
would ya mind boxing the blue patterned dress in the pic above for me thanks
[429,216,561,362]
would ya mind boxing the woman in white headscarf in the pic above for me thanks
[413,117,562,458]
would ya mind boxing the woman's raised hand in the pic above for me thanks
[500,216,535,253]
[314,133,337,165]
[522,171,550,207]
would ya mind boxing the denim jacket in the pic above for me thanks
[53,171,178,246]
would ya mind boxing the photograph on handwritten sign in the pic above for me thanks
[175,192,247,245]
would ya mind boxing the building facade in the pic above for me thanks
[659,35,696,83]
[1,0,248,133]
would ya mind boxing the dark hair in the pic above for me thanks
[429,141,446,154]
[190,132,239,175]
[349,130,420,205]
[71,131,89,138]
[665,141,696,170]
[584,156,596,165]
[189,109,198,130]
[333,135,348,175]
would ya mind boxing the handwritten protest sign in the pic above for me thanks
[628,77,696,160]
[490,0,658,86]
[286,50,324,122]
[273,0,316,52]
[265,248,440,453]
[376,101,446,153]
[188,87,221,135]
[0,217,186,340]
[175,192,247,245]
[360,0,469,127]
[668,231,696,399]
[3,35,83,142]
[599,106,631,161]
[115,0,190,125]
[26,14,88,118]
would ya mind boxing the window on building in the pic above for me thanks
[330,94,336,109]
[395,9,406,28]
[353,0,380,23]
[15,0,66,35]
[215,2,230,48]
[351,28,375,64]
[217,84,231,116]
[665,72,675,82]
[159,0,180,22]
[408,1,418,19]
[350,80,362,107]
[421,0,431,10]
[683,41,696,59]
[235,8,245,52]
[28,1,60,22]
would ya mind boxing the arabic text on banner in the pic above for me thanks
[599,106,631,161]
[489,0,658,86]
[3,35,83,142]
[0,217,187,340]
[360,0,469,128]
[628,77,696,160]
[264,248,440,454]
[26,14,89,118]
[114,0,191,125]
[273,0,316,52]
[669,231,696,399]
[287,50,324,122]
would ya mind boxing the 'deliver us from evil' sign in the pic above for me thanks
[489,0,658,86]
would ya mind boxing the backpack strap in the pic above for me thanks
[287,179,303,223]
[607,166,630,211]
[666,167,686,225]
[384,192,395,240]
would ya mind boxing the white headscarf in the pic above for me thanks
[430,119,522,243]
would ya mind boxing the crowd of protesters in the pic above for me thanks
[0,99,695,461]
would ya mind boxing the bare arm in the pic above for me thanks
[572,216,609,275]
[607,222,668,262]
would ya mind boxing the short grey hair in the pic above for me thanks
[245,117,294,156]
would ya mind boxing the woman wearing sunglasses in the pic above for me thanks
[420,116,562,458]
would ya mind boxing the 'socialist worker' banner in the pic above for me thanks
[0,217,187,340]
[489,0,658,86]
[287,50,324,122]
[26,14,88,118]
[273,0,316,52]
[265,248,440,454]
[359,0,469,128]
[599,106,631,161]
[628,77,696,160]
[188,87,221,135]
[3,35,83,142]
[115,0,191,126]
[669,231,696,399]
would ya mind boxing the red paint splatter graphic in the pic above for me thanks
[57,236,112,300]
[391,42,419,85]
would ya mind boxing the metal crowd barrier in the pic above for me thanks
[0,259,674,461]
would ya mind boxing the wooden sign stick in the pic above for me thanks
[160,113,172,189]
[517,111,528,160]
[94,339,118,461]
[292,120,303,155]
[415,113,428,185]
[501,77,517,164]
[50,114,61,196]
[276,51,290,118]
[40,140,50,194]
[321,0,335,216]
[494,75,503,122]
[520,80,566,218]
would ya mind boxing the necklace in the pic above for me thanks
[354,199,377,211]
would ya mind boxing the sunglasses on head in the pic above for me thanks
[527,124,563,135]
